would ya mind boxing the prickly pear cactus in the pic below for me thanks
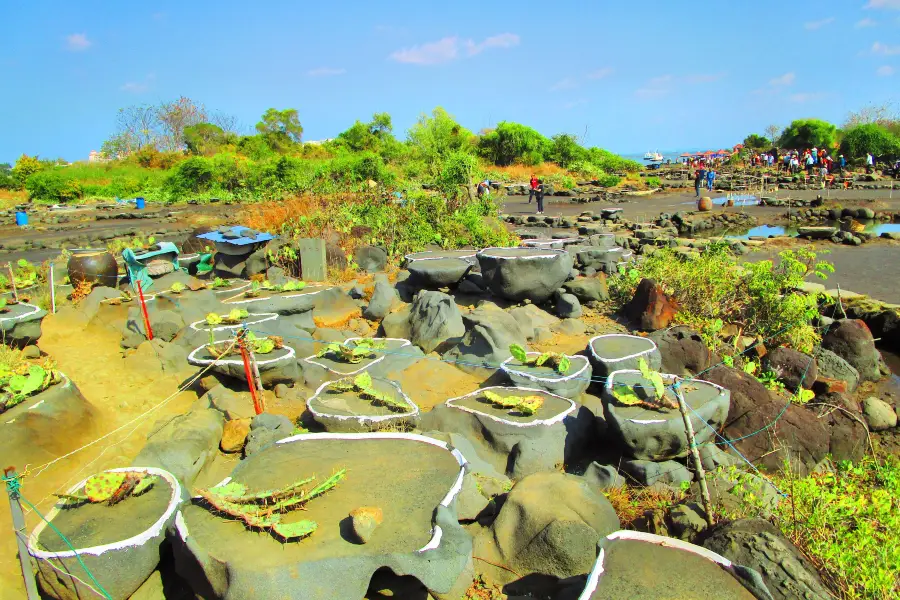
[84,472,128,503]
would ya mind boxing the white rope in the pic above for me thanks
[27,340,237,482]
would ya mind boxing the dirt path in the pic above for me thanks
[0,313,200,599]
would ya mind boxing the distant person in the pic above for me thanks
[806,153,815,174]
[866,152,874,174]
[535,180,545,215]
[839,154,846,173]
[694,169,702,197]
[477,179,491,198]
[528,174,538,204]
[706,168,716,191]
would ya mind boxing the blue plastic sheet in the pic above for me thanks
[196,226,276,246]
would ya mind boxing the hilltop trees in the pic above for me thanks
[477,121,548,166]
[255,108,304,149]
[778,119,838,150]
[742,134,770,151]
[407,108,475,175]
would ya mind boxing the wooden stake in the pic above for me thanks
[3,468,41,600]
[8,263,18,303]
[49,262,56,314]
[673,382,715,527]
[237,333,263,415]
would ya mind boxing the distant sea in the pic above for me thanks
[621,149,708,163]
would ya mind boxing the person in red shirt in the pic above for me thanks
[528,174,538,204]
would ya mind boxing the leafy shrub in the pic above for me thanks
[609,242,832,351]
[839,123,900,159]
[11,155,43,189]
[548,134,588,167]
[732,456,900,599]
[645,176,661,188]
[164,156,214,195]
[322,152,394,187]
[477,122,550,166]
[435,151,478,198]
[24,170,83,202]
[586,147,642,173]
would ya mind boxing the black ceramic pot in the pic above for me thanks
[67,249,119,287]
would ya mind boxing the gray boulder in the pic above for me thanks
[508,304,560,340]
[582,462,625,490]
[821,319,885,382]
[363,277,399,320]
[813,347,860,393]
[408,291,464,353]
[563,277,609,302]
[620,458,692,486]
[555,293,582,319]
[132,408,224,488]
[354,245,387,272]
[702,518,831,600]
[244,412,294,456]
[862,396,897,431]
[407,258,471,289]
[489,472,620,578]
[0,302,46,347]
[477,247,573,303]
[443,303,526,374]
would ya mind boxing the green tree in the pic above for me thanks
[256,108,303,149]
[407,107,475,175]
[336,113,397,154]
[477,122,549,166]
[436,151,478,199]
[184,123,227,155]
[778,119,838,150]
[548,133,588,167]
[743,134,770,150]
[11,154,42,189]
[839,124,900,159]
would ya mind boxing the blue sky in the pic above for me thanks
[2,0,899,163]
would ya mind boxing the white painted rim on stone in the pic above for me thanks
[188,313,280,332]
[306,377,420,425]
[173,433,468,554]
[28,467,182,559]
[604,369,728,425]
[577,530,733,600]
[223,286,328,305]
[404,250,478,263]
[302,337,411,376]
[477,247,568,261]
[3,374,72,424]
[187,343,296,367]
[213,281,251,295]
[588,334,658,364]
[499,353,590,385]
[520,238,584,248]
[445,386,576,427]
[0,301,41,323]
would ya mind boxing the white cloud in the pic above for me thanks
[877,65,896,76]
[307,67,346,77]
[790,92,827,103]
[633,73,718,98]
[586,67,614,80]
[769,72,796,86]
[464,33,520,56]
[65,33,91,51]
[865,0,900,9]
[804,17,835,30]
[550,77,578,91]
[390,33,518,65]
[872,41,900,55]
[635,87,670,99]
[855,18,878,27]
[120,73,155,94]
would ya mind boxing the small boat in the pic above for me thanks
[643,151,663,162]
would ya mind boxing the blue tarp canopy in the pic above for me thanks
[196,226,277,246]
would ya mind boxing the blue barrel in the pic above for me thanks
[135,197,146,210]
[15,211,28,226]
